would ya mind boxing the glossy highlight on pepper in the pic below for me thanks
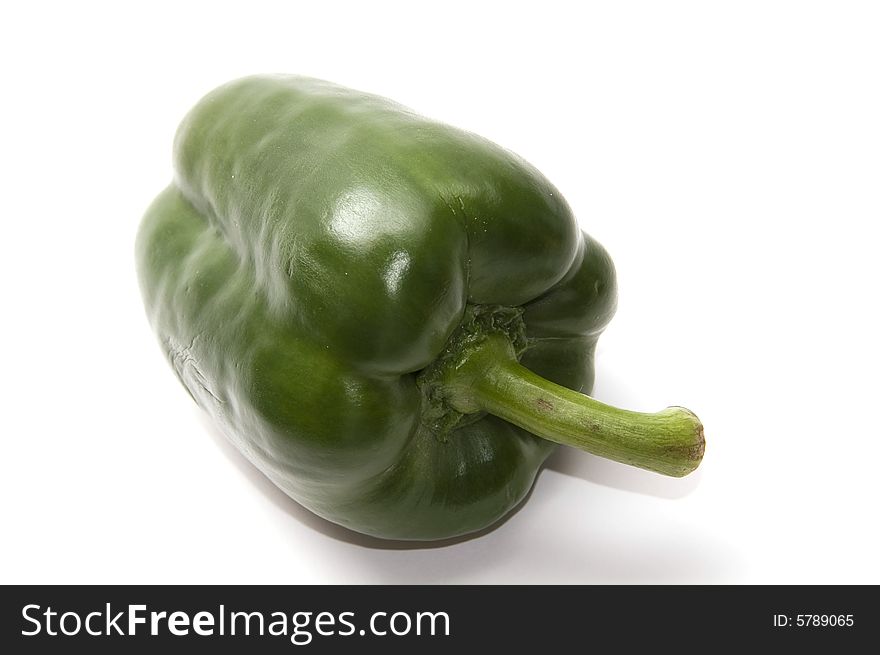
[136,75,705,540]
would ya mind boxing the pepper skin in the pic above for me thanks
[136,75,704,540]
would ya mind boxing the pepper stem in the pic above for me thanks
[439,333,705,477]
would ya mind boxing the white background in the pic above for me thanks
[2,1,878,584]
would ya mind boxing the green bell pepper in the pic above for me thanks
[136,75,704,540]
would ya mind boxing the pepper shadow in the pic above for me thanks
[543,448,703,499]
[193,409,736,583]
